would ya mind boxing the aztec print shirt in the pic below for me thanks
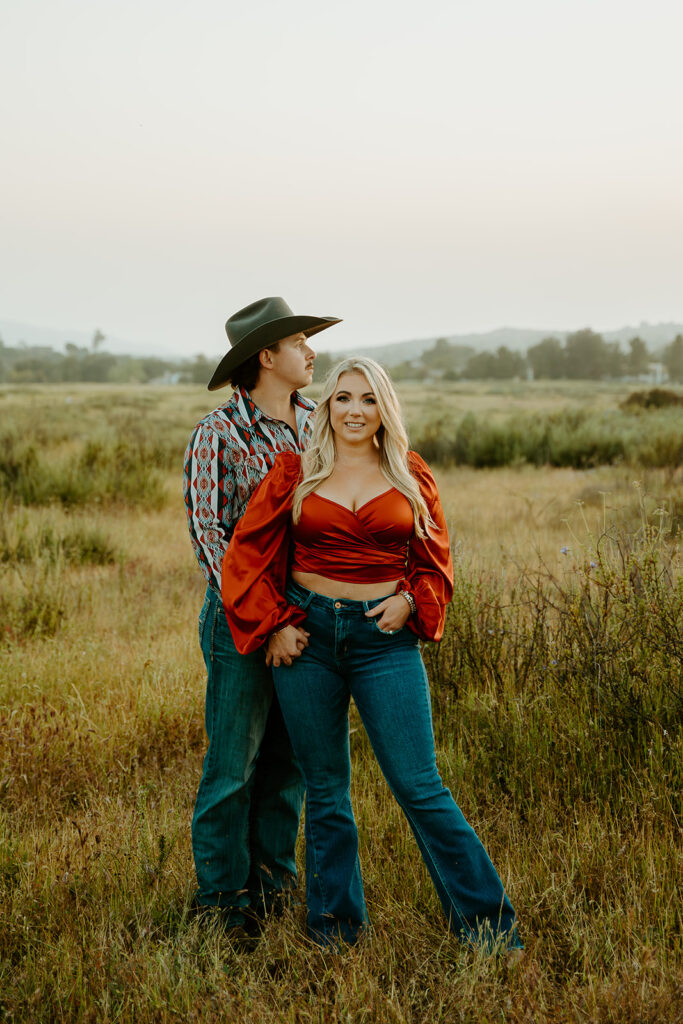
[183,385,315,593]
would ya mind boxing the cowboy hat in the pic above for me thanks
[207,296,342,391]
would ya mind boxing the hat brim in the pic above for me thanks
[207,315,342,391]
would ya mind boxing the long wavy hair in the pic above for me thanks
[292,357,433,538]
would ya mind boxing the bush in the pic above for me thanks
[0,513,117,567]
[412,406,683,469]
[622,388,683,409]
[0,430,168,508]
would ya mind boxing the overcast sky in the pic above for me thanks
[2,0,682,358]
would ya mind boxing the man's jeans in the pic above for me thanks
[192,587,304,925]
[273,581,522,950]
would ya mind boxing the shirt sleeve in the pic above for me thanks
[400,451,454,642]
[183,423,235,591]
[221,451,307,654]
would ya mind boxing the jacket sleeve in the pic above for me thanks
[400,451,454,642]
[221,451,307,654]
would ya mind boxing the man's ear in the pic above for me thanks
[259,348,275,370]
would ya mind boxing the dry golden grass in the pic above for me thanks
[0,383,681,1023]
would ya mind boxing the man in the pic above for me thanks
[183,296,341,933]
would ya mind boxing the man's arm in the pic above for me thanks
[183,422,234,591]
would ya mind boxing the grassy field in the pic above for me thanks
[0,382,681,1023]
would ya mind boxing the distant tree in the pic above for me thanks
[138,357,173,382]
[422,337,453,371]
[391,360,427,381]
[626,336,650,376]
[9,354,63,383]
[183,354,214,385]
[462,347,525,379]
[564,329,614,379]
[662,335,683,383]
[604,341,624,378]
[527,336,564,379]
[492,346,526,379]
[462,351,497,379]
[91,328,106,351]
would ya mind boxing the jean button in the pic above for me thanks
[334,601,342,609]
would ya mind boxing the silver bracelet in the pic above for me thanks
[400,590,417,615]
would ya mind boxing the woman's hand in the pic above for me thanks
[364,595,411,634]
[266,624,310,668]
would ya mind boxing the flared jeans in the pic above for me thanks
[273,581,522,950]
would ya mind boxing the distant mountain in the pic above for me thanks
[333,323,683,366]
[601,322,683,347]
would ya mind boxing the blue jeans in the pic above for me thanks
[192,587,305,925]
[273,581,522,950]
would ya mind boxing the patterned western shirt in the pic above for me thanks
[183,385,315,593]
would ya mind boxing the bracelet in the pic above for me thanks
[400,590,417,615]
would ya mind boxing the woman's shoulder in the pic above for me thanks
[407,449,433,476]
[407,450,438,496]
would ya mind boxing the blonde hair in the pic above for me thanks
[292,357,433,538]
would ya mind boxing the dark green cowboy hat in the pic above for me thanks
[207,296,342,391]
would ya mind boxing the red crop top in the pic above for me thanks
[290,489,413,583]
[222,450,454,653]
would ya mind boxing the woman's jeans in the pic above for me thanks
[192,586,304,925]
[273,581,522,950]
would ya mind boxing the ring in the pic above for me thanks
[384,628,396,634]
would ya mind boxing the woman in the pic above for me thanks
[222,357,522,952]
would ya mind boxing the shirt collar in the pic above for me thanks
[234,385,316,429]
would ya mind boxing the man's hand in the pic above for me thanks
[364,595,411,633]
[265,624,311,668]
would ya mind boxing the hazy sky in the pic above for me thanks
[2,0,682,358]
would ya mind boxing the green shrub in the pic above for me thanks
[621,387,683,409]
[0,510,117,567]
[412,406,683,469]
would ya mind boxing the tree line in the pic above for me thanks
[0,331,215,385]
[392,329,683,383]
[1,328,683,385]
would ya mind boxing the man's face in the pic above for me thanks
[266,332,316,390]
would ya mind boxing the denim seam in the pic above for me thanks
[400,802,474,936]
[204,598,220,774]
[304,806,331,929]
[391,671,474,938]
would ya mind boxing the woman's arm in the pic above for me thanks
[401,451,454,642]
[221,451,307,655]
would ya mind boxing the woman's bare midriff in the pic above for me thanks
[291,570,400,601]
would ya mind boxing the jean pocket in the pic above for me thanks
[371,618,405,636]
[198,594,211,645]
[285,581,315,612]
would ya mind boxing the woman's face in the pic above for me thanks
[329,371,382,444]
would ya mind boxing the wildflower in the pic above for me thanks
[589,561,597,569]
[561,546,569,555]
